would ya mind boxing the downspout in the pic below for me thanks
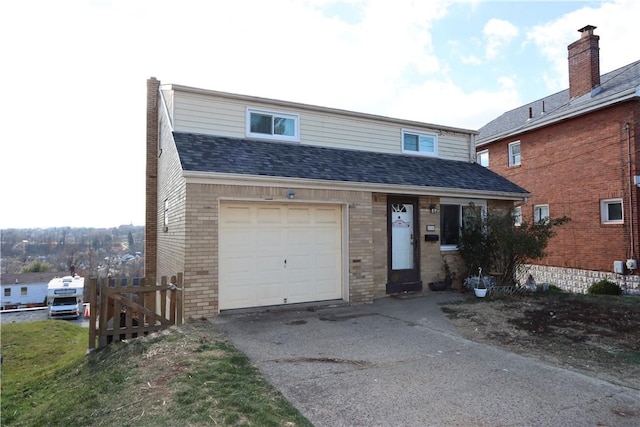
[626,122,635,261]
[470,133,476,163]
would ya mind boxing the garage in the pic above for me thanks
[219,202,344,310]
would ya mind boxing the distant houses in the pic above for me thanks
[0,272,64,309]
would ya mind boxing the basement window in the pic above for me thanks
[601,198,623,224]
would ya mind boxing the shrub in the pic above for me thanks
[21,259,50,273]
[457,205,570,286]
[587,279,622,295]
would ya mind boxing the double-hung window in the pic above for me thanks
[601,198,623,224]
[508,141,521,166]
[247,108,300,142]
[402,130,438,156]
[513,206,522,226]
[477,150,489,167]
[440,199,486,250]
[533,204,549,223]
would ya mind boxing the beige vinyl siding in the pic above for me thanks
[173,92,246,137]
[438,131,472,160]
[170,88,473,162]
[160,88,175,123]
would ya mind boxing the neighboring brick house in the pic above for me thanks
[145,79,529,318]
[476,25,640,294]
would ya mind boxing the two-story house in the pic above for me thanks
[476,25,640,294]
[145,78,529,318]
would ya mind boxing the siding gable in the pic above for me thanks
[163,85,475,161]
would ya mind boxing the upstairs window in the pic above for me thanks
[601,198,623,224]
[508,141,521,166]
[477,150,489,167]
[402,130,438,156]
[21,287,27,296]
[4,288,10,297]
[534,204,549,223]
[247,108,300,142]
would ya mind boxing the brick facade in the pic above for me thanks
[568,25,600,99]
[147,79,527,318]
[485,103,639,273]
[153,180,471,318]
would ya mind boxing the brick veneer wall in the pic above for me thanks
[173,184,378,319]
[155,108,187,282]
[483,102,639,273]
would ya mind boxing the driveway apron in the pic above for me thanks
[212,293,640,427]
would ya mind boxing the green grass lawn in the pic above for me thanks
[1,319,312,426]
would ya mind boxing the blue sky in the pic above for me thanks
[1,0,637,229]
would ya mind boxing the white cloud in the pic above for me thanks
[0,0,635,228]
[386,76,521,130]
[461,55,482,65]
[526,0,640,92]
[483,18,519,60]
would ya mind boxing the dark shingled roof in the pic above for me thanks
[173,132,529,196]
[477,60,640,144]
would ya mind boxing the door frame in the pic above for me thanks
[386,196,422,294]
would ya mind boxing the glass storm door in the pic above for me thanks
[387,197,422,294]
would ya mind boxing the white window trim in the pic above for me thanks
[508,140,521,167]
[246,107,300,142]
[440,198,487,251]
[514,206,522,227]
[163,199,169,232]
[601,198,624,224]
[401,129,438,157]
[533,204,549,223]
[477,149,489,167]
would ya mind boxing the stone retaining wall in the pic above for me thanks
[524,264,640,295]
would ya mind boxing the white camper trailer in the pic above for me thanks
[47,275,84,320]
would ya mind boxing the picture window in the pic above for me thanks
[601,198,623,224]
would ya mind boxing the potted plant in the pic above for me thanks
[474,279,488,298]
[464,267,489,297]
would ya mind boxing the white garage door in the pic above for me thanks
[219,202,343,310]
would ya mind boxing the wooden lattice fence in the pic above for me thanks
[87,274,183,350]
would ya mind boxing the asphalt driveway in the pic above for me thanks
[212,292,640,426]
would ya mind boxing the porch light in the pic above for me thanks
[287,190,296,199]
[429,203,438,214]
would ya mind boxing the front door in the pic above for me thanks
[386,197,422,293]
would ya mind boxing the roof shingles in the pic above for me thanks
[174,132,529,196]
[477,60,640,144]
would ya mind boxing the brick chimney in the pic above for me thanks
[568,25,600,99]
[144,77,160,283]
